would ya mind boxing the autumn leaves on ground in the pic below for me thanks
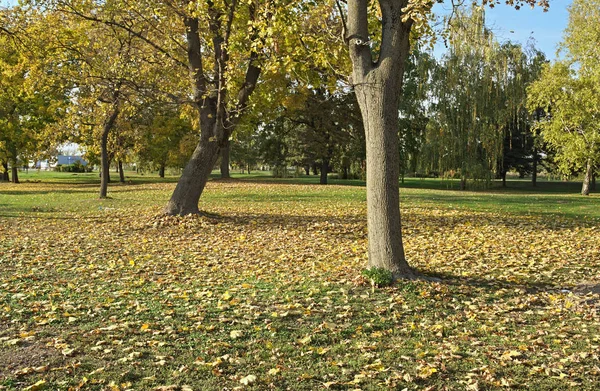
[1,174,599,390]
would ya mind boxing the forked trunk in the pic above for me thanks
[220,139,231,178]
[582,160,592,196]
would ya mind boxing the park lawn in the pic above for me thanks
[1,173,599,390]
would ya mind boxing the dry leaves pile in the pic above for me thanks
[0,180,599,390]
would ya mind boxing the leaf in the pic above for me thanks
[239,374,257,385]
[23,380,47,391]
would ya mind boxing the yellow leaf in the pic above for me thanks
[240,374,257,385]
[23,380,47,391]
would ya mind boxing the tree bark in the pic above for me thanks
[347,0,415,279]
[581,160,593,196]
[164,12,260,215]
[304,165,310,176]
[220,138,231,178]
[118,160,125,183]
[501,171,507,188]
[159,163,165,178]
[320,159,329,184]
[100,100,120,199]
[11,165,18,184]
[1,162,8,182]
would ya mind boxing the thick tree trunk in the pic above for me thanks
[347,0,415,279]
[501,171,507,188]
[320,159,329,184]
[164,131,220,215]
[11,165,18,184]
[159,163,165,178]
[118,160,125,183]
[582,160,593,196]
[99,102,120,199]
[1,162,8,182]
[220,139,231,178]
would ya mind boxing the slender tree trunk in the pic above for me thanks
[2,162,9,182]
[118,160,125,183]
[591,172,596,192]
[247,164,251,175]
[502,171,507,188]
[159,163,166,178]
[532,149,538,187]
[460,176,467,191]
[320,159,329,184]
[304,165,310,176]
[100,102,120,199]
[582,160,593,196]
[343,166,349,180]
[311,163,318,175]
[220,139,231,178]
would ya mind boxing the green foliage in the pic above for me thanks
[362,267,394,287]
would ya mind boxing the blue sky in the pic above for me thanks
[433,0,572,60]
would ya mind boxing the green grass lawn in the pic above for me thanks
[1,172,599,390]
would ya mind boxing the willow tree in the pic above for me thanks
[342,0,549,279]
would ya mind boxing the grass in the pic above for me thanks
[0,171,599,390]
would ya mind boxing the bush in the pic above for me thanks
[361,267,394,287]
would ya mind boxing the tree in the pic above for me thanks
[528,0,600,196]
[342,0,548,279]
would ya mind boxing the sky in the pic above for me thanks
[2,0,572,61]
[433,0,572,60]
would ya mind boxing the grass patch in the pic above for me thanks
[0,173,599,389]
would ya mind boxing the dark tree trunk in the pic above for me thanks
[164,14,260,215]
[320,159,329,185]
[460,177,467,191]
[118,160,125,183]
[11,165,18,184]
[247,164,251,175]
[2,162,9,182]
[592,172,596,192]
[342,166,349,180]
[502,171,507,188]
[311,163,318,175]
[100,101,120,199]
[220,139,231,178]
[159,163,165,178]
[532,149,538,187]
[582,160,593,196]
[304,165,310,176]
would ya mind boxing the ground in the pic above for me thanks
[0,172,599,390]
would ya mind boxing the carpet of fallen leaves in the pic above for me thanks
[1,179,600,390]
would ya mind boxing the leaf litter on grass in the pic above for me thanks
[0,180,599,390]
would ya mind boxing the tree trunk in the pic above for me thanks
[343,166,349,180]
[118,160,125,183]
[311,163,318,175]
[304,165,310,176]
[347,0,415,279]
[581,160,593,196]
[247,164,251,175]
[164,129,220,215]
[2,162,9,182]
[11,165,18,184]
[592,172,596,192]
[159,163,165,178]
[502,171,507,188]
[460,176,467,191]
[320,159,329,184]
[100,101,120,199]
[532,148,538,187]
[220,139,231,178]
